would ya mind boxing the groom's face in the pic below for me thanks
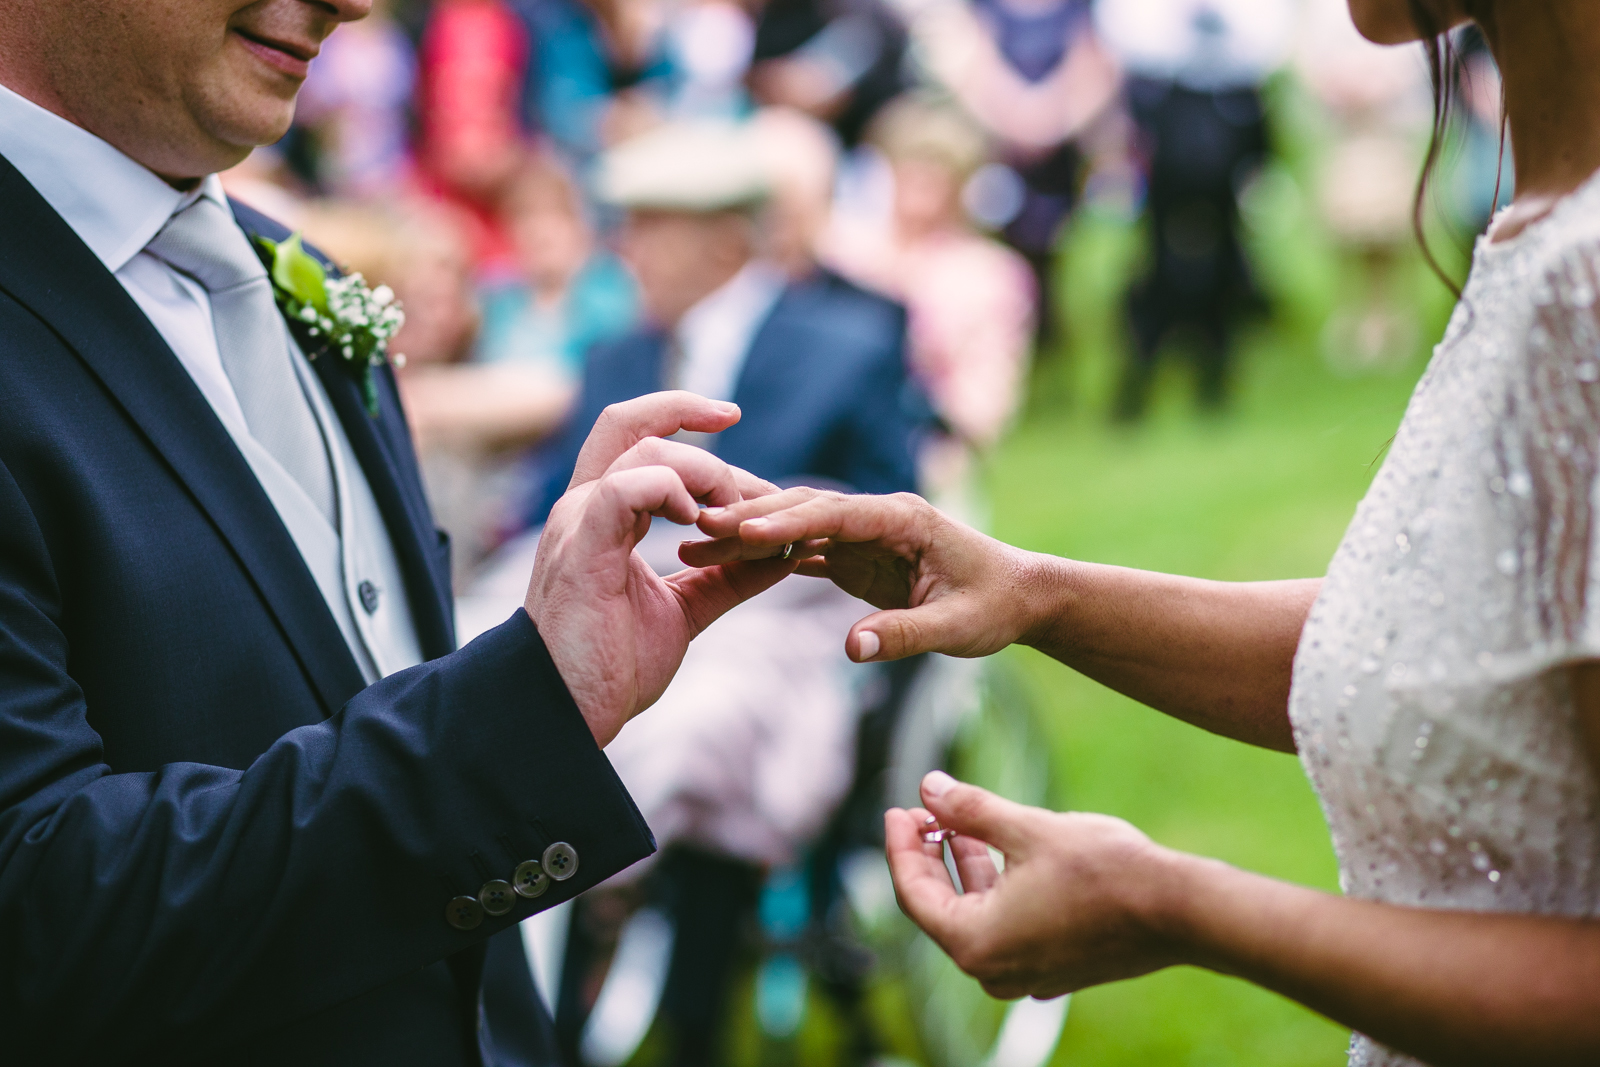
[17,0,370,181]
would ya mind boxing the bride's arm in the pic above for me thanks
[1016,558,1319,753]
[895,759,1600,1067]
[692,490,1319,751]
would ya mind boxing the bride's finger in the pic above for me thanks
[570,392,740,487]
[948,832,1001,893]
[676,535,827,568]
[696,486,823,537]
[885,807,962,945]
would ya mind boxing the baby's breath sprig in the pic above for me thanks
[252,233,406,416]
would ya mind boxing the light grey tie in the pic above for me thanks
[147,198,337,527]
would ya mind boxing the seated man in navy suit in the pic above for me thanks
[0,3,797,1065]
[516,121,928,1064]
[530,121,926,525]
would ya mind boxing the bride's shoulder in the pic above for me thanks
[1483,174,1600,308]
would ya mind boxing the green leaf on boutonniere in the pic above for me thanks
[268,233,329,313]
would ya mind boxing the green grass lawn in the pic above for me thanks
[980,198,1456,1064]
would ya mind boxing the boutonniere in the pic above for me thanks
[252,233,405,416]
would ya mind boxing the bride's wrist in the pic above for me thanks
[1137,849,1271,978]
[1009,549,1083,654]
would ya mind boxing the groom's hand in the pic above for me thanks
[525,392,795,747]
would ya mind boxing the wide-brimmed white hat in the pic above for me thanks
[595,120,771,212]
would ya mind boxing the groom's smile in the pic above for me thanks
[231,24,320,80]
[0,0,369,181]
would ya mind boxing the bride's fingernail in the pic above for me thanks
[743,517,770,529]
[856,630,880,660]
[922,770,957,798]
[701,507,726,518]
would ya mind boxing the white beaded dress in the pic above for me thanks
[1289,169,1600,1067]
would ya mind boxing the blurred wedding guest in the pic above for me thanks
[663,0,759,119]
[826,97,1035,498]
[1096,0,1292,419]
[1296,0,1431,372]
[1449,27,1512,236]
[747,0,910,147]
[298,199,560,587]
[907,0,1119,346]
[529,119,924,524]
[751,106,843,279]
[510,0,674,166]
[477,157,639,383]
[414,0,531,277]
[511,118,924,1064]
[292,0,416,197]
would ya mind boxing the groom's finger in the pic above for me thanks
[604,438,744,509]
[588,465,702,547]
[571,392,741,487]
[664,558,798,637]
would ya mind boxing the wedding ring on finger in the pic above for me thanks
[780,541,798,560]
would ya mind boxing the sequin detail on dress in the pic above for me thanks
[1289,171,1600,1067]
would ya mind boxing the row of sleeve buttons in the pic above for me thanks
[444,841,580,930]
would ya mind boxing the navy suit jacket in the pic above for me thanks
[0,154,654,1065]
[531,270,926,523]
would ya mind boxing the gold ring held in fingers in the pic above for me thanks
[781,542,797,560]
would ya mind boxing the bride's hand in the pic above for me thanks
[892,771,1185,999]
[525,392,793,747]
[685,487,1041,662]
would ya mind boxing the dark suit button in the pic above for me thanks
[513,860,551,898]
[479,880,516,916]
[542,842,579,881]
[357,580,380,615]
[445,895,484,930]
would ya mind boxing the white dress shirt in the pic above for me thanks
[673,259,787,402]
[0,81,423,682]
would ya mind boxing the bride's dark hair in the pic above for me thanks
[1406,0,1499,294]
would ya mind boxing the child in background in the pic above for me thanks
[825,96,1035,500]
[475,157,639,383]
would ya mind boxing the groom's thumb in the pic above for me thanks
[920,771,1032,856]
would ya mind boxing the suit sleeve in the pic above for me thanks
[842,311,928,496]
[0,459,654,1062]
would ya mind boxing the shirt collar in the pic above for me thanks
[0,81,229,273]
[676,259,787,351]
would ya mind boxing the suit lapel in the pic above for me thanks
[729,286,799,410]
[229,201,455,658]
[0,153,367,716]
